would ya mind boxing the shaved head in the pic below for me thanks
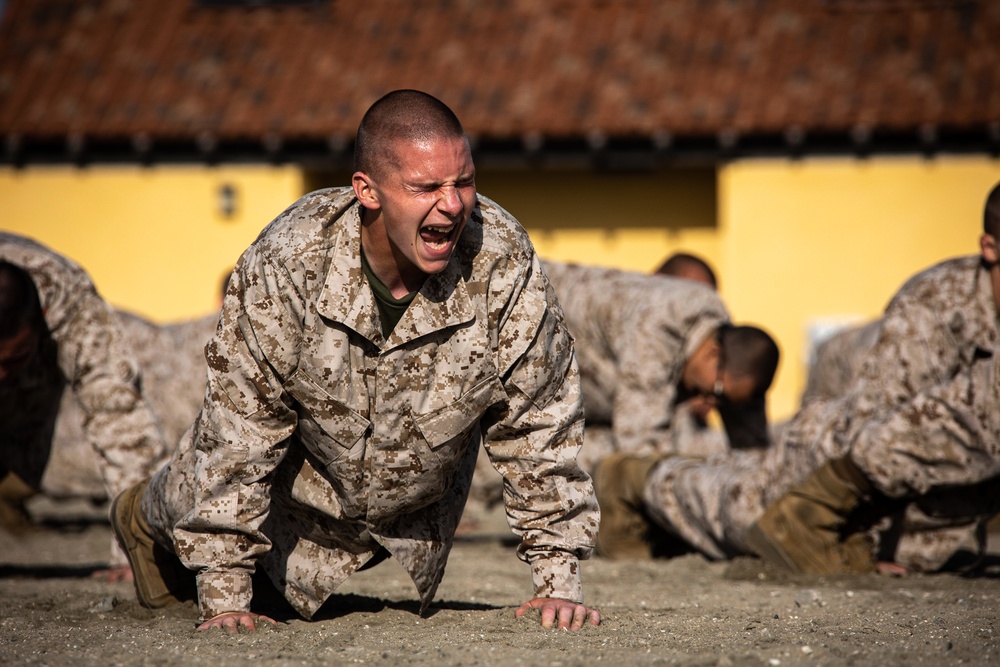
[720,324,780,398]
[354,90,466,181]
[655,252,718,289]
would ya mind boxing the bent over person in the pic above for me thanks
[748,182,1000,574]
[111,90,601,633]
[542,260,779,459]
[0,234,169,576]
[42,310,217,502]
[596,181,1000,570]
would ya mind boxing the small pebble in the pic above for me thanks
[89,596,118,613]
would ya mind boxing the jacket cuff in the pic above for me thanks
[196,569,254,622]
[530,551,584,603]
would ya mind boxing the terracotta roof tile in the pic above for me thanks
[0,0,997,154]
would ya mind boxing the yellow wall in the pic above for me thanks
[0,165,304,322]
[719,156,1000,421]
[476,167,719,272]
[481,157,1000,422]
[3,156,998,423]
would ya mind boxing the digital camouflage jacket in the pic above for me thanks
[148,189,599,620]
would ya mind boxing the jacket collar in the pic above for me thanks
[316,194,476,348]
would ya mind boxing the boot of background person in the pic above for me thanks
[110,479,196,608]
[593,453,671,560]
[0,471,38,535]
[746,456,879,574]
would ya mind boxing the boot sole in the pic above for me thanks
[746,522,804,574]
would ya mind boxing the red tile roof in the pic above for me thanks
[1,0,998,159]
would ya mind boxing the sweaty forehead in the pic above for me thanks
[385,135,473,180]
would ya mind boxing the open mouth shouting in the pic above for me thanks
[419,223,460,259]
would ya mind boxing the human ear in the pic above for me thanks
[352,172,380,210]
[980,234,999,264]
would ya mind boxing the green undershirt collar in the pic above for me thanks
[361,247,417,338]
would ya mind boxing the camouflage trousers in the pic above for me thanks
[847,349,1000,569]
[643,392,998,571]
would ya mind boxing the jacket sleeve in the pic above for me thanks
[481,254,599,603]
[171,248,302,620]
[53,270,168,501]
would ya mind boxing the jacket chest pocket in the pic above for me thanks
[284,369,371,465]
[413,374,507,454]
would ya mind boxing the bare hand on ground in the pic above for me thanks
[515,597,601,630]
[197,612,278,633]
[877,561,909,576]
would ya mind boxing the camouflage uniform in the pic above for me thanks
[663,406,728,459]
[849,258,999,493]
[467,264,728,512]
[142,188,599,622]
[42,311,216,499]
[644,255,999,569]
[541,260,729,457]
[0,233,168,512]
[470,397,729,513]
[796,314,989,569]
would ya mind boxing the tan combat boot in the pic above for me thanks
[0,472,38,535]
[746,456,878,574]
[110,480,196,608]
[593,453,670,560]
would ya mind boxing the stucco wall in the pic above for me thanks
[719,156,998,420]
[0,164,304,322]
[2,155,997,421]
[481,157,999,420]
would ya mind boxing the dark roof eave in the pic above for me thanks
[4,124,1000,168]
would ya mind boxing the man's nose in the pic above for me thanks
[438,185,463,215]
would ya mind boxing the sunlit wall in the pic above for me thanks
[718,156,998,420]
[2,155,997,421]
[0,165,304,321]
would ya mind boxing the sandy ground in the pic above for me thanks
[2,499,999,667]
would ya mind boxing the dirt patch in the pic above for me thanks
[2,503,999,666]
